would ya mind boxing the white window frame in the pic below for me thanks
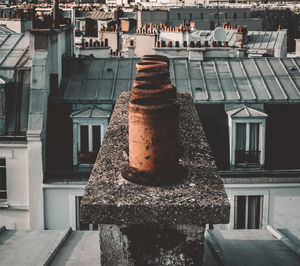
[226,188,269,230]
[234,195,264,229]
[78,124,104,153]
[71,106,110,167]
[70,192,96,231]
[230,118,266,168]
[75,123,104,166]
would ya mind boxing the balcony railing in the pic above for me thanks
[78,151,98,164]
[235,150,261,167]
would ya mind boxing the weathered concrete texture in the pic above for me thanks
[99,224,204,266]
[80,92,230,226]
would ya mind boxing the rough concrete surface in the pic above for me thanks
[99,224,204,266]
[81,92,230,226]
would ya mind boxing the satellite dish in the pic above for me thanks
[213,27,226,42]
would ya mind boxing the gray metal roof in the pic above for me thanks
[206,228,300,266]
[56,57,300,104]
[0,25,15,34]
[88,10,114,20]
[187,30,286,50]
[0,33,30,70]
[0,33,31,138]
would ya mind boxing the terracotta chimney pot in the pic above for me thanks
[127,97,179,184]
[131,83,176,100]
[136,61,168,72]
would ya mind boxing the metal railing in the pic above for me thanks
[235,150,260,166]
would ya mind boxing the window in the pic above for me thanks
[71,106,110,166]
[244,12,247,19]
[225,13,227,20]
[177,13,181,20]
[0,159,6,200]
[235,123,260,167]
[201,13,203,20]
[75,196,97,230]
[226,106,267,169]
[215,13,218,19]
[78,125,102,164]
[233,13,237,19]
[189,13,192,20]
[234,196,263,229]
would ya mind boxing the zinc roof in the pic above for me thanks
[178,30,285,50]
[56,57,300,104]
[0,33,30,69]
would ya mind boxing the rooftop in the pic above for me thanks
[0,33,30,73]
[56,57,300,104]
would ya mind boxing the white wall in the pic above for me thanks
[0,143,29,229]
[269,187,300,229]
[135,34,156,57]
[43,185,86,230]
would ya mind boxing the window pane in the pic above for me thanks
[249,123,260,151]
[236,196,246,229]
[0,159,5,166]
[92,125,101,152]
[0,167,6,190]
[236,123,246,151]
[248,196,261,229]
[0,191,7,199]
[80,125,88,153]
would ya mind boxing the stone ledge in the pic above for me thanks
[81,92,230,226]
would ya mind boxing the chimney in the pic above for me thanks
[79,54,230,265]
[133,56,171,87]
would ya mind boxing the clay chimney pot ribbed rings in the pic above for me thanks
[136,61,168,72]
[131,83,176,100]
[133,76,171,87]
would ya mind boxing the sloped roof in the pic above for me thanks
[186,30,286,50]
[55,57,300,104]
[87,10,114,20]
[70,106,111,118]
[226,106,268,118]
[0,33,31,139]
[0,33,30,70]
[0,25,15,34]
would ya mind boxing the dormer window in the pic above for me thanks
[71,106,110,166]
[226,106,267,169]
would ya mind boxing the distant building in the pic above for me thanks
[136,7,262,31]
